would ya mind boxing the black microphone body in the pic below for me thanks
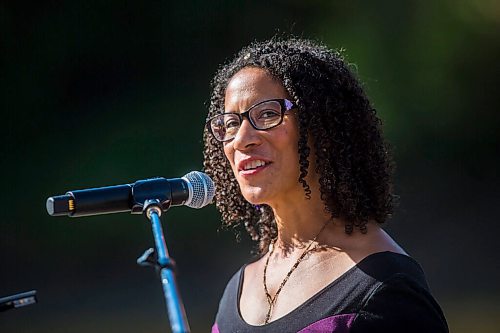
[46,172,214,217]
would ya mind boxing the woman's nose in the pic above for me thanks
[232,118,261,151]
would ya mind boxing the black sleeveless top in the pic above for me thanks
[212,252,448,333]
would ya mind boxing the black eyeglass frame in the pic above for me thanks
[206,98,297,142]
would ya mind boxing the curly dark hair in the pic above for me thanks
[203,37,396,254]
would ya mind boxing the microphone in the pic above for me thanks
[46,171,215,217]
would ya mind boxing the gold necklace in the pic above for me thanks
[262,220,330,324]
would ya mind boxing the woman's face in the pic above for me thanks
[223,67,303,207]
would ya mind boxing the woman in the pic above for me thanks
[204,38,448,332]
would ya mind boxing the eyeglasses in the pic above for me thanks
[206,98,297,142]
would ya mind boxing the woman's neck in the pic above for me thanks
[269,189,346,253]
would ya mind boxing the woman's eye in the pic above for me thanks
[259,110,280,119]
[225,119,240,128]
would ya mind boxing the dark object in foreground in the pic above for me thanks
[0,290,37,312]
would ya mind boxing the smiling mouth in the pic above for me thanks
[240,160,271,172]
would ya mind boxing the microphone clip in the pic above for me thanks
[130,178,172,213]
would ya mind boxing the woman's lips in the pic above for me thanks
[239,162,271,176]
[237,158,272,176]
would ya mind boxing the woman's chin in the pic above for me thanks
[241,188,269,206]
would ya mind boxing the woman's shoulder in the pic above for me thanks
[355,251,429,288]
[218,254,265,304]
[350,260,449,332]
[347,225,429,287]
[347,239,449,333]
[219,265,245,297]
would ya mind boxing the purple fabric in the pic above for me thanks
[297,313,356,333]
[212,313,355,333]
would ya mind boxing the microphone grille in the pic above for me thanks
[182,171,215,209]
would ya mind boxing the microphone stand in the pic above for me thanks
[137,199,190,333]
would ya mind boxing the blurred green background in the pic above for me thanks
[1,1,499,332]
